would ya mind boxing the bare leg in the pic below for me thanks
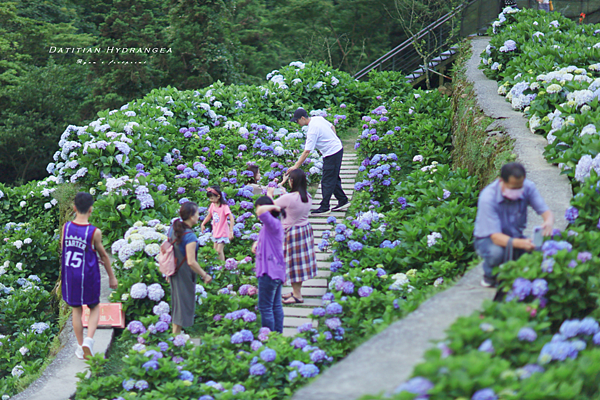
[215,243,225,261]
[283,282,304,303]
[86,304,100,339]
[173,323,182,335]
[72,307,84,345]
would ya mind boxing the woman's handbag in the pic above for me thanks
[549,1,554,11]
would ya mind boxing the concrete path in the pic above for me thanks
[282,152,358,337]
[466,37,572,237]
[13,268,114,400]
[292,37,572,400]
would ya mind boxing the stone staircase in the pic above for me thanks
[282,152,358,337]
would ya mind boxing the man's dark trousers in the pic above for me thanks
[319,149,348,210]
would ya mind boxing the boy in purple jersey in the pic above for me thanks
[61,192,118,359]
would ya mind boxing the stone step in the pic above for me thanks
[282,286,327,297]
[285,278,327,288]
[283,297,322,307]
[316,253,331,262]
[283,327,298,337]
[283,307,315,318]
[316,270,331,278]
[283,316,318,328]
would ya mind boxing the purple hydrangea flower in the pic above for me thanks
[358,286,373,297]
[135,380,149,390]
[291,338,308,349]
[559,320,581,338]
[341,281,354,294]
[173,335,187,347]
[531,279,548,298]
[127,321,146,335]
[179,370,193,381]
[158,342,169,352]
[565,206,579,223]
[310,350,327,363]
[249,363,266,375]
[578,252,592,262]
[512,278,532,300]
[322,293,335,302]
[122,379,136,391]
[297,323,313,333]
[142,360,159,371]
[325,317,342,330]
[251,340,263,351]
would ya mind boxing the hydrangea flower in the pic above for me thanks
[130,282,148,299]
[472,388,498,400]
[358,286,373,297]
[249,363,267,375]
[147,283,165,301]
[299,364,319,378]
[325,317,342,330]
[518,327,537,342]
[260,348,277,362]
[393,376,434,396]
[478,339,494,353]
[127,320,146,335]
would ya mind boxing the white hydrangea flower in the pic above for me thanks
[13,241,23,249]
[580,124,597,137]
[16,263,23,271]
[19,346,29,356]
[24,238,32,244]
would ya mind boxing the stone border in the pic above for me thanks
[13,268,114,400]
[292,37,572,400]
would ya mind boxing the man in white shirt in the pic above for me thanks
[287,107,349,215]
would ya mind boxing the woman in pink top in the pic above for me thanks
[268,169,317,304]
[200,186,235,261]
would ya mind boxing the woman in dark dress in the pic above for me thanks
[168,201,212,334]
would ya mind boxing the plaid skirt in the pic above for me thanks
[285,224,318,283]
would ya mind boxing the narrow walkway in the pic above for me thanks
[292,37,572,400]
[13,268,114,400]
[282,152,358,337]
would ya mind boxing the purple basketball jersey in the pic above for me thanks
[61,222,101,307]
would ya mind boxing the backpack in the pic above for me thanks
[158,231,192,277]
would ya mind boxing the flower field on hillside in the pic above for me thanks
[1,56,483,399]
[372,8,600,400]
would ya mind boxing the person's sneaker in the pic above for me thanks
[75,345,84,360]
[480,276,498,288]
[311,208,331,216]
[332,201,350,212]
[82,337,95,360]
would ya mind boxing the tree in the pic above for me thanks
[0,60,92,183]
[166,0,240,89]
[392,0,462,88]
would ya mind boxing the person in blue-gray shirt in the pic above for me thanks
[473,163,554,287]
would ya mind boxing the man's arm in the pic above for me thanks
[540,210,554,236]
[287,150,311,174]
[93,229,118,289]
[490,232,535,251]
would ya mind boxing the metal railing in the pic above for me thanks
[353,0,481,80]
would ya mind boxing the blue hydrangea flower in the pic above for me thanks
[565,206,579,223]
[312,308,326,317]
[559,320,581,338]
[393,376,434,395]
[518,327,537,342]
[578,317,600,336]
[472,388,498,400]
[289,360,305,369]
[299,364,320,378]
[122,378,136,391]
[135,380,149,390]
[179,371,193,381]
[288,370,298,381]
[478,339,494,353]
[260,348,277,362]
